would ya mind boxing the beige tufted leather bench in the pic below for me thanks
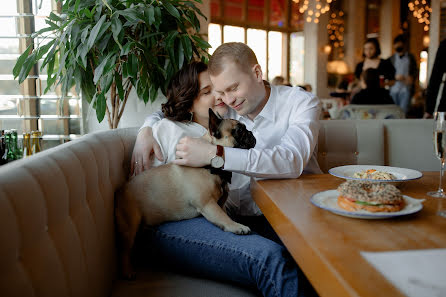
[0,119,437,297]
[0,128,258,297]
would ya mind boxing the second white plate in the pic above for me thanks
[328,165,423,183]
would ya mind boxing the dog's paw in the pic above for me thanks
[224,223,251,235]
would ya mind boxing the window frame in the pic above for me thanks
[0,0,83,149]
[210,0,303,83]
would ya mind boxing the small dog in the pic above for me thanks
[115,109,256,279]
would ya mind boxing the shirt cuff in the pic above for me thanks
[224,147,249,172]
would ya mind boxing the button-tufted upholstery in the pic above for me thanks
[0,128,258,297]
[0,119,437,297]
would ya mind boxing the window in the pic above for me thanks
[0,0,82,151]
[209,0,305,85]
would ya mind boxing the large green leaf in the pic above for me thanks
[177,41,184,70]
[35,39,56,61]
[144,6,155,25]
[44,74,57,93]
[13,44,32,78]
[119,8,142,23]
[101,72,114,94]
[191,35,211,49]
[74,0,81,13]
[115,72,124,100]
[111,16,122,46]
[80,26,90,43]
[95,92,106,123]
[120,41,134,56]
[162,1,181,19]
[149,84,158,103]
[181,35,192,61]
[18,53,37,84]
[48,12,62,22]
[94,52,115,84]
[87,14,106,51]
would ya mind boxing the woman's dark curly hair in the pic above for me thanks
[362,38,381,58]
[162,61,208,122]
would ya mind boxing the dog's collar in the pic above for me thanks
[204,166,232,184]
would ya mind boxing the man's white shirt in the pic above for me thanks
[142,85,322,215]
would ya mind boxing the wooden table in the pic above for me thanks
[251,172,446,297]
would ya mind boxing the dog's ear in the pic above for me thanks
[208,108,223,137]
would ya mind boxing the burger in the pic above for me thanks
[337,180,405,212]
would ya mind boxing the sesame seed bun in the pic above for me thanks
[337,181,405,213]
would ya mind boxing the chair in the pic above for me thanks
[335,104,405,120]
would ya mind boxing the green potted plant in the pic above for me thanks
[13,0,210,128]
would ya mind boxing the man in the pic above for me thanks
[389,34,418,114]
[132,42,321,297]
[133,42,321,215]
[424,38,446,118]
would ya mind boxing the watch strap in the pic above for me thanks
[216,145,224,157]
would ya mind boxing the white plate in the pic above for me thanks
[310,190,424,219]
[328,165,423,183]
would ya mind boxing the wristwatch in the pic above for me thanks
[210,145,224,168]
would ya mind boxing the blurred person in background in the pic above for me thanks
[353,38,395,97]
[389,34,418,114]
[350,68,395,105]
[271,75,292,87]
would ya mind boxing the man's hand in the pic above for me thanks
[173,136,217,167]
[130,127,163,176]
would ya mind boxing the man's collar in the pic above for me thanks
[256,83,275,123]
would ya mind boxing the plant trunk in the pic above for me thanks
[105,80,132,129]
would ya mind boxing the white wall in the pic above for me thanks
[82,90,166,133]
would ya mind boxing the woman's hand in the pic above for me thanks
[130,127,163,176]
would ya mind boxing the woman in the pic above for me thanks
[137,61,313,297]
[350,68,395,105]
[354,38,395,85]
[150,61,228,167]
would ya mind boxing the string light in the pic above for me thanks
[293,0,336,23]
[326,10,345,59]
[408,0,431,31]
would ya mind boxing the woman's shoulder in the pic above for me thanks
[154,118,206,135]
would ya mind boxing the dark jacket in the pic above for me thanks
[354,59,395,81]
[350,88,395,105]
[426,39,446,115]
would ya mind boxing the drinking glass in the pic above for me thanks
[428,112,446,198]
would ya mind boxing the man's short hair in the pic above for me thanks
[393,34,406,45]
[208,42,259,75]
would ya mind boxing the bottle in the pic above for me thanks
[37,131,43,151]
[10,129,22,159]
[3,131,14,162]
[31,131,41,154]
[22,132,32,158]
[0,130,6,165]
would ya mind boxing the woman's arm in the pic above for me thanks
[131,110,165,176]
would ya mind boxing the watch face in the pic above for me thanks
[211,156,224,168]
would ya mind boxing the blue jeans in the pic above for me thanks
[390,83,411,113]
[136,216,317,297]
